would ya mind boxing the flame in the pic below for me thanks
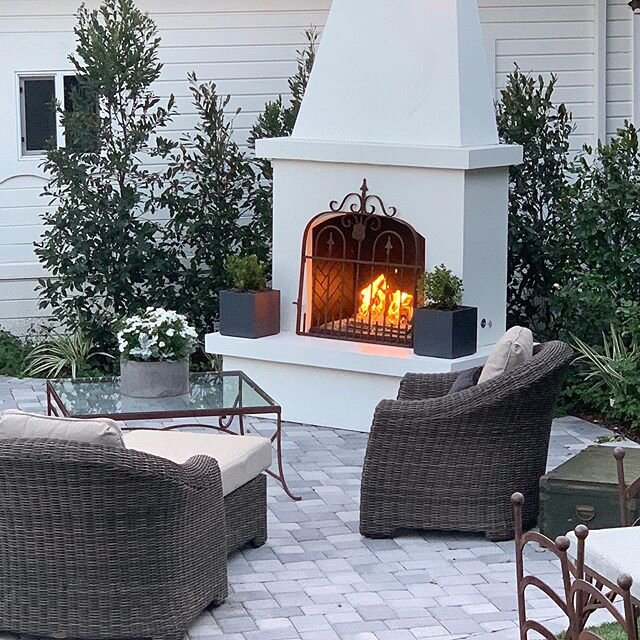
[357,274,414,327]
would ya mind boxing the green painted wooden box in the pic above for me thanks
[539,445,640,540]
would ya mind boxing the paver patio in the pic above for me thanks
[0,375,628,640]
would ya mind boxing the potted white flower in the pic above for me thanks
[117,308,198,398]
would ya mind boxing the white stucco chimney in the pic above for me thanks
[293,0,499,148]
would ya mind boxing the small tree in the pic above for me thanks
[161,75,255,334]
[553,122,640,345]
[496,68,573,334]
[36,0,179,344]
[246,28,319,262]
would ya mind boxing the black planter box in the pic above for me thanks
[219,289,281,339]
[413,306,478,359]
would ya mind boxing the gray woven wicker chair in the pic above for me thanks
[0,438,229,640]
[360,340,573,541]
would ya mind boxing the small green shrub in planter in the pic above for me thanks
[413,265,477,359]
[219,255,281,339]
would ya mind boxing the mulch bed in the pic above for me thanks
[574,411,640,445]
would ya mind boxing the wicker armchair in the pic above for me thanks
[360,340,574,541]
[0,439,229,640]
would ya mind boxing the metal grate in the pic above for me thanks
[297,180,425,348]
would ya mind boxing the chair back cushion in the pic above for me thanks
[478,326,534,384]
[0,410,124,448]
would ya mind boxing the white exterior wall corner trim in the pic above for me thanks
[633,3,640,122]
[595,0,608,141]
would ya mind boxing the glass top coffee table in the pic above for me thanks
[46,370,300,500]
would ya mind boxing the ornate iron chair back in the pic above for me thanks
[513,492,577,640]
[513,492,639,640]
[614,448,640,527]
[571,573,638,640]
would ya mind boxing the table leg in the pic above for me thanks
[265,411,301,501]
[46,384,60,417]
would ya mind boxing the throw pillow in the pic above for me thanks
[447,366,483,395]
[0,410,124,448]
[478,326,534,384]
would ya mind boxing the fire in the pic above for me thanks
[357,274,414,328]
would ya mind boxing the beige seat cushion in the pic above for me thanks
[0,410,124,448]
[478,326,534,384]
[123,430,272,496]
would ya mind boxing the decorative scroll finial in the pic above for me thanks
[328,179,397,218]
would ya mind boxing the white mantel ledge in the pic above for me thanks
[256,138,523,171]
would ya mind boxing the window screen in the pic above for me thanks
[20,77,56,154]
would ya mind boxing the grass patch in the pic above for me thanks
[558,623,626,640]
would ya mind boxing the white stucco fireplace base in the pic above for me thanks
[206,332,492,432]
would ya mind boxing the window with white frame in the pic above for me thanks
[19,73,95,157]
[19,75,57,156]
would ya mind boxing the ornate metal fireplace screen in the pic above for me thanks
[296,180,426,348]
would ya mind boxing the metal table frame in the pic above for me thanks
[46,370,301,501]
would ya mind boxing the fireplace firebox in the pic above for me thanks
[296,180,425,348]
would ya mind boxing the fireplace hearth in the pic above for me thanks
[296,180,425,348]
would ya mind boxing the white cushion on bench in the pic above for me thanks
[123,430,272,497]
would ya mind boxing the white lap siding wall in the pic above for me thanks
[0,0,632,332]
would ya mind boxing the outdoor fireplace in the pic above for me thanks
[297,180,425,347]
[207,0,522,432]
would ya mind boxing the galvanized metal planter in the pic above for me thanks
[120,360,190,398]
[219,290,281,339]
[413,306,477,359]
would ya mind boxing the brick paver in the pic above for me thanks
[0,376,627,640]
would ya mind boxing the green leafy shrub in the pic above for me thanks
[496,68,573,334]
[552,122,640,346]
[24,329,112,379]
[161,74,255,334]
[0,330,30,378]
[495,73,640,431]
[36,0,181,345]
[226,255,268,292]
[564,299,640,427]
[419,265,463,311]
[572,325,640,428]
